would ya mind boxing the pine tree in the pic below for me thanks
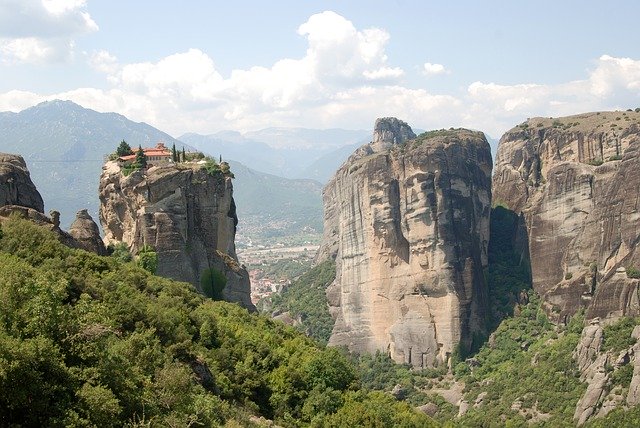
[116,140,133,157]
[135,145,147,169]
[182,147,186,162]
[171,143,178,162]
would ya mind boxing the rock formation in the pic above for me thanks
[0,153,44,213]
[0,152,108,254]
[493,112,640,321]
[69,209,107,255]
[318,118,492,367]
[99,161,254,310]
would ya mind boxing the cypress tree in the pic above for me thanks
[182,147,186,162]
[135,145,147,169]
[172,143,178,162]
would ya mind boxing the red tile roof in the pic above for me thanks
[118,142,172,162]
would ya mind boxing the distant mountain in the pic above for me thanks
[0,100,323,242]
[304,142,362,183]
[229,161,323,242]
[0,100,186,228]
[179,128,369,181]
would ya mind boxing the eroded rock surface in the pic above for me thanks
[0,153,44,212]
[99,161,254,310]
[69,209,107,256]
[493,112,640,321]
[319,119,492,367]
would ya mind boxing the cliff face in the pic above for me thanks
[0,153,44,212]
[493,112,640,322]
[99,161,254,310]
[319,119,492,367]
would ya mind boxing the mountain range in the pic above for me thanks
[0,100,333,240]
[179,128,369,182]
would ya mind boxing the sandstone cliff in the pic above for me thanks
[99,161,254,310]
[493,112,640,321]
[0,153,44,213]
[319,118,492,367]
[69,209,108,255]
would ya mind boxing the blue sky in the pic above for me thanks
[1,0,640,139]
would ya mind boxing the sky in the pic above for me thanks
[1,0,640,139]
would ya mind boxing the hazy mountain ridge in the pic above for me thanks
[0,100,187,227]
[179,128,369,182]
[0,100,325,240]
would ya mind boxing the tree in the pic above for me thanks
[200,268,227,300]
[136,244,157,274]
[135,145,147,169]
[181,147,186,162]
[171,143,178,163]
[109,242,132,262]
[116,140,133,157]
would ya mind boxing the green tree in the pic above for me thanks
[135,145,147,169]
[109,242,132,262]
[181,147,186,162]
[200,268,227,300]
[116,140,133,157]
[136,244,158,274]
[172,143,178,163]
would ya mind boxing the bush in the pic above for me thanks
[627,266,640,279]
[109,242,132,262]
[200,268,227,300]
[136,244,157,274]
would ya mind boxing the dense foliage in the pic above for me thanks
[267,260,336,344]
[0,217,435,427]
[116,140,133,157]
[485,206,532,331]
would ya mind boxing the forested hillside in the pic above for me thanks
[0,216,436,427]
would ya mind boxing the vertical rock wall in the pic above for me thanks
[99,162,254,310]
[319,119,492,367]
[493,112,640,321]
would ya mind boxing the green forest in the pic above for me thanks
[3,210,640,427]
[0,217,437,427]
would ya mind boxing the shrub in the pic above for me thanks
[200,268,227,300]
[627,266,640,279]
[136,244,157,274]
[108,242,132,262]
[565,272,573,280]
[201,158,221,176]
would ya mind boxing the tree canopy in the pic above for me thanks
[115,139,133,157]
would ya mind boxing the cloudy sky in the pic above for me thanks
[1,0,640,138]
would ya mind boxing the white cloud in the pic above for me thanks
[89,50,118,74]
[423,62,448,76]
[0,0,96,64]
[2,10,640,139]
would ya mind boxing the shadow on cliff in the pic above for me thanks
[470,206,533,354]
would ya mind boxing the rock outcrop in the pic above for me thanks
[69,209,107,255]
[99,161,254,310]
[0,153,108,254]
[493,112,640,321]
[0,153,44,213]
[319,119,492,367]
